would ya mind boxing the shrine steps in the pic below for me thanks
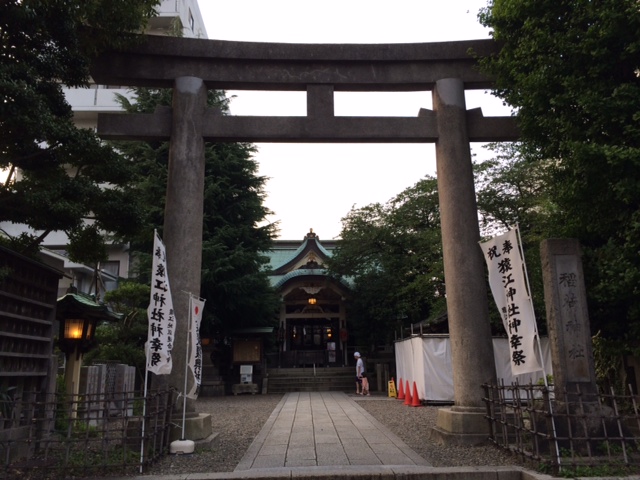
[265,366,359,393]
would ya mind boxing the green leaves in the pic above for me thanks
[116,86,279,337]
[479,0,640,342]
[67,224,108,266]
[328,176,445,345]
[0,0,160,262]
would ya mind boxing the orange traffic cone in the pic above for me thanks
[397,377,405,400]
[403,380,412,406]
[411,382,422,407]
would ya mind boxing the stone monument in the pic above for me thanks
[541,238,598,402]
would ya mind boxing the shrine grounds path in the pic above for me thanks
[104,392,561,480]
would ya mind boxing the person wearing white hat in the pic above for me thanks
[354,352,365,395]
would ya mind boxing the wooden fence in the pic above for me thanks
[1,388,175,479]
[483,382,640,476]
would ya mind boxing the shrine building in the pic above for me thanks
[266,229,351,367]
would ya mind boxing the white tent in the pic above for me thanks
[394,335,552,403]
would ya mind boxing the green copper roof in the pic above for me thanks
[57,292,122,321]
[265,236,336,271]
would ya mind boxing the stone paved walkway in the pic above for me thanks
[235,391,430,470]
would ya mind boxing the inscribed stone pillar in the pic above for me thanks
[162,76,207,407]
[431,78,497,444]
[541,239,598,402]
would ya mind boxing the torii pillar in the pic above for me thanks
[161,76,212,442]
[430,78,497,445]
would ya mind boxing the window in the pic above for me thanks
[101,261,120,277]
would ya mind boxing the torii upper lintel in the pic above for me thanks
[91,35,500,91]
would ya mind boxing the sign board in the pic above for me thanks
[388,378,397,398]
[232,338,261,364]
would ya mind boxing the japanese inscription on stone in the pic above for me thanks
[554,254,590,382]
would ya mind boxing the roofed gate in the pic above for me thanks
[92,35,518,444]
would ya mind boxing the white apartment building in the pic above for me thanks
[0,1,208,297]
[69,0,207,131]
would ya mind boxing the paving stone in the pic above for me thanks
[285,458,318,467]
[258,444,288,456]
[286,447,317,460]
[251,454,286,469]
[235,391,430,471]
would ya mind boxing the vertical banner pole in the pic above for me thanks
[514,225,560,467]
[139,347,150,473]
[181,294,193,440]
[515,224,549,380]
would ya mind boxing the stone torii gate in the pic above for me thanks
[92,35,518,444]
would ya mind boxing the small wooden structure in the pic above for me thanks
[230,327,273,394]
[0,246,62,457]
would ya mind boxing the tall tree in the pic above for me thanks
[479,0,640,344]
[115,88,280,338]
[0,0,159,259]
[327,176,445,346]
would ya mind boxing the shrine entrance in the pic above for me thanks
[93,34,519,442]
[285,320,338,366]
[281,285,346,366]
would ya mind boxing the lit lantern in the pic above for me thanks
[58,315,98,358]
[64,318,86,340]
[56,287,120,409]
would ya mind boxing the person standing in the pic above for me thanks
[354,352,365,395]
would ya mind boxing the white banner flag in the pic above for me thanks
[186,296,206,399]
[146,231,176,375]
[480,228,541,375]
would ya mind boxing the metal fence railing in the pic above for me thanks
[483,382,640,477]
[1,388,175,479]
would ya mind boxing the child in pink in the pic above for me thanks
[361,372,370,396]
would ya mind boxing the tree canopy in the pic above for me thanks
[329,157,553,347]
[327,176,446,346]
[479,0,640,345]
[115,88,280,338]
[0,0,160,260]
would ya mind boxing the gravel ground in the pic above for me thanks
[141,393,521,477]
[357,396,519,468]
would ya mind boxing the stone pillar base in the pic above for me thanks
[170,413,213,443]
[430,407,490,446]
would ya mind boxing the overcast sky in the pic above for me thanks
[196,0,511,240]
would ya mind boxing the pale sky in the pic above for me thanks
[197,0,511,240]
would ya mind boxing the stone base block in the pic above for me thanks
[430,406,491,446]
[169,413,213,443]
[232,383,258,395]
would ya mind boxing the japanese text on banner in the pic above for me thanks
[480,228,541,375]
[186,296,205,399]
[146,231,176,375]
